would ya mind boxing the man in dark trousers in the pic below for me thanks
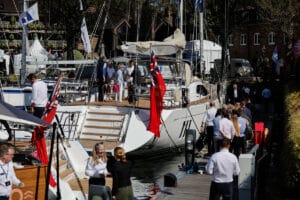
[206,138,240,200]
[96,56,107,101]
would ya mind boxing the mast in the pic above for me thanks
[136,0,141,42]
[20,0,28,85]
[199,1,204,78]
[179,0,183,31]
[222,0,229,81]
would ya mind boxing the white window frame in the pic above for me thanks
[268,32,275,45]
[254,33,260,45]
[240,34,246,46]
[228,34,233,46]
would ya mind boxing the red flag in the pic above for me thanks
[147,51,166,137]
[31,75,62,187]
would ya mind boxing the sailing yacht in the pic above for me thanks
[0,1,223,199]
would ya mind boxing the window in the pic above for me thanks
[240,34,247,46]
[228,34,233,46]
[254,33,260,45]
[196,85,208,96]
[268,32,275,45]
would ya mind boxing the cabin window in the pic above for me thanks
[268,32,275,45]
[196,85,208,96]
[253,33,260,45]
[240,34,247,46]
[137,64,148,77]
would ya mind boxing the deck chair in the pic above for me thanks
[88,184,112,200]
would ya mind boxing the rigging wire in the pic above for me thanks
[90,2,106,38]
[11,0,20,15]
[98,0,112,57]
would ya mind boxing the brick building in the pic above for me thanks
[225,7,289,68]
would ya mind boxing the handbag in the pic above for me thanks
[113,83,119,93]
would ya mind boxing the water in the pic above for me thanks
[130,152,186,199]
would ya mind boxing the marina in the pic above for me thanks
[0,0,299,200]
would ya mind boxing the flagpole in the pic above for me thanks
[20,0,28,85]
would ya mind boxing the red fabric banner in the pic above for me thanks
[31,75,62,187]
[147,51,166,137]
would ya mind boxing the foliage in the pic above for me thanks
[255,0,300,41]
[10,16,16,25]
[62,50,84,62]
[9,34,15,40]
[281,81,300,197]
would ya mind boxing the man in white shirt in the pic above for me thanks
[0,144,24,200]
[27,73,48,118]
[201,101,217,156]
[219,109,235,140]
[206,138,240,200]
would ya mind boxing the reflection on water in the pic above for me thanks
[130,152,186,199]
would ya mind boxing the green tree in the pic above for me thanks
[255,0,300,43]
[40,0,83,60]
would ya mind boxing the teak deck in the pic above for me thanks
[12,165,47,200]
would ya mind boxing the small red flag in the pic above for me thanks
[147,51,166,137]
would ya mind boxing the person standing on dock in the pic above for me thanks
[219,108,235,141]
[107,147,133,200]
[27,73,48,118]
[205,138,240,200]
[201,101,217,156]
[0,143,24,200]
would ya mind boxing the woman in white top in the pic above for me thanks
[85,142,108,185]
[115,64,124,102]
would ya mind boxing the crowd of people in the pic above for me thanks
[201,100,253,159]
[203,80,274,200]
[96,56,137,103]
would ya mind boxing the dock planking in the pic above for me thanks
[153,173,211,200]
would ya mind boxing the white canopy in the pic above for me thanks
[13,37,48,75]
[28,37,48,57]
[121,29,186,56]
[186,40,222,51]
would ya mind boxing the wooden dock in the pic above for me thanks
[153,173,211,200]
